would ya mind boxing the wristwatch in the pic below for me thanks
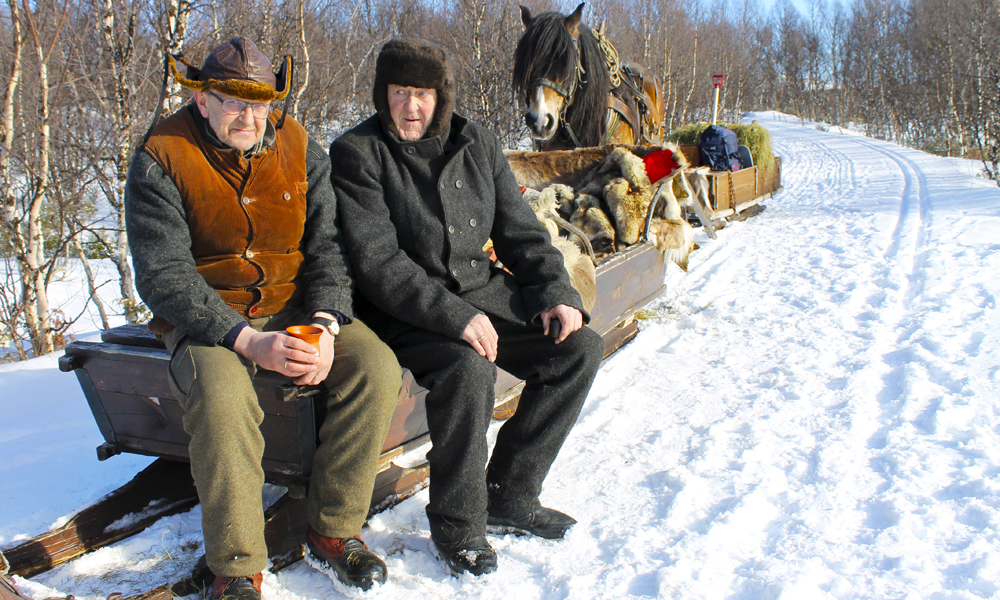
[311,316,340,336]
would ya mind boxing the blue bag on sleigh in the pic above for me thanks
[699,125,741,171]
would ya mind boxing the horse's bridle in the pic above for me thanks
[528,36,587,147]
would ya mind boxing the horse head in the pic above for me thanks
[514,3,609,147]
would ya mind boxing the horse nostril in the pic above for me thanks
[525,112,537,128]
[545,115,554,130]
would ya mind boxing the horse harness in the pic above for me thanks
[604,62,662,146]
[593,26,662,146]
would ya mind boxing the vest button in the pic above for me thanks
[407,147,415,155]
[283,192,291,200]
[471,259,477,267]
[455,180,463,189]
[246,250,255,259]
[242,197,251,205]
[469,219,477,227]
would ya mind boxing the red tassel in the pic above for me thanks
[642,149,679,184]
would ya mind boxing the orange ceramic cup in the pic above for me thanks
[285,325,324,354]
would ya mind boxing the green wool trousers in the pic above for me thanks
[163,314,400,578]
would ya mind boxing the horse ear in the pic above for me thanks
[520,5,532,27]
[564,3,585,36]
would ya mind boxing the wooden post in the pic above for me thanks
[711,74,725,125]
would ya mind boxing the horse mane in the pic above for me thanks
[513,11,611,147]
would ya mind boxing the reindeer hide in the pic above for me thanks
[571,194,616,256]
[523,185,598,312]
[504,148,609,190]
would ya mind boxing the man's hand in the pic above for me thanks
[232,327,334,384]
[462,313,498,362]
[540,304,583,343]
[295,330,335,385]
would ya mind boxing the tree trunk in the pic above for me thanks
[22,0,61,356]
[101,0,143,323]
[163,0,193,115]
[72,233,111,331]
[292,0,311,121]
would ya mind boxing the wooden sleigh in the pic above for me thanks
[2,148,673,597]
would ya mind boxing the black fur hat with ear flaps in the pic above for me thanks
[168,37,292,102]
[373,37,455,140]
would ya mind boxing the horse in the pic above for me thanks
[513,3,665,150]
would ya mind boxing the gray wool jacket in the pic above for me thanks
[125,107,354,345]
[329,113,586,341]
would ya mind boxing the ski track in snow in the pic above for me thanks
[6,112,1000,599]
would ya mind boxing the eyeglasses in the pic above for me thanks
[207,91,271,118]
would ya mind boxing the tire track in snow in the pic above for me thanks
[769,127,858,206]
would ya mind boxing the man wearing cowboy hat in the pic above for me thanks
[125,38,399,597]
[330,37,605,576]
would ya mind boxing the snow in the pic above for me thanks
[3,111,1000,599]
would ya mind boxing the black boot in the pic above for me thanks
[432,534,498,576]
[208,574,262,600]
[487,506,577,539]
[307,526,388,591]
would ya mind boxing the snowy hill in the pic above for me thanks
[4,111,1000,599]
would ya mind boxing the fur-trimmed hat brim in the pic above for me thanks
[168,54,292,102]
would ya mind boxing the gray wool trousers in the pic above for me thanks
[373,314,604,543]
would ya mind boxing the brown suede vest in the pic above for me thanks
[143,108,310,319]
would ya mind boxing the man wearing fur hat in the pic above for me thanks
[124,38,400,597]
[330,37,605,576]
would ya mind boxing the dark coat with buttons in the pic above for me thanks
[330,113,586,341]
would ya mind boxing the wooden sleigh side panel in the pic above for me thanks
[679,144,783,216]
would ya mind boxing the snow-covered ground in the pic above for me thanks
[4,111,1000,599]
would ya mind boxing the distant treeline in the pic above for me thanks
[1,0,998,359]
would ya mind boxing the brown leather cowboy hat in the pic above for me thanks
[169,37,291,102]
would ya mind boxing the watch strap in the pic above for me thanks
[311,316,339,336]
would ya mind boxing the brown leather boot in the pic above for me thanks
[208,573,262,600]
[306,526,388,590]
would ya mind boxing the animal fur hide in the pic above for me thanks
[512,143,700,272]
[523,185,597,312]
[571,194,616,256]
[647,187,698,271]
[504,148,609,190]
[576,148,653,249]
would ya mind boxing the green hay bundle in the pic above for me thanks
[666,121,776,171]
[666,123,705,146]
[731,121,775,171]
